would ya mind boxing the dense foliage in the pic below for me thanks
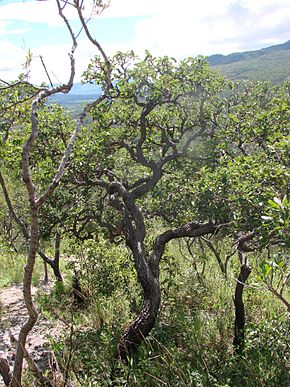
[0,49,289,386]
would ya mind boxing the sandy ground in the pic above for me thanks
[0,284,67,386]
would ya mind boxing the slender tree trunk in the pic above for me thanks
[11,208,39,386]
[52,264,63,282]
[38,232,63,282]
[52,231,63,281]
[202,238,226,276]
[43,260,48,283]
[72,274,85,305]
[0,4,110,385]
[233,251,251,354]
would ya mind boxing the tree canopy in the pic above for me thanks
[0,3,289,386]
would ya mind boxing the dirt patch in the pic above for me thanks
[0,284,67,385]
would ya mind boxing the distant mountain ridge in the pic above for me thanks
[48,83,101,113]
[208,40,290,66]
[48,40,289,112]
[207,40,290,83]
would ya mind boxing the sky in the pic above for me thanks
[0,0,290,84]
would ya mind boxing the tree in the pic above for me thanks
[0,0,111,385]
[189,80,289,351]
[68,51,228,360]
[0,3,288,383]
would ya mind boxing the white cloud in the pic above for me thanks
[99,0,156,18]
[0,39,116,85]
[0,40,27,81]
[0,36,80,84]
[0,0,289,83]
[130,0,290,57]
[0,1,63,26]
[0,0,153,25]
[240,0,289,11]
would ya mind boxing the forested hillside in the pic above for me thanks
[208,40,290,83]
[0,2,289,386]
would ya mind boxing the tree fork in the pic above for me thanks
[116,221,217,362]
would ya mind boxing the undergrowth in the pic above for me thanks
[33,239,289,387]
[0,245,43,287]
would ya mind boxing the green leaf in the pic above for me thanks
[255,274,263,282]
[263,264,272,278]
[281,195,288,208]
[268,199,280,209]
[278,261,285,269]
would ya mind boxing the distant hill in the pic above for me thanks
[207,40,290,83]
[48,83,102,113]
[47,41,289,112]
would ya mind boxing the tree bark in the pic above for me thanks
[43,260,49,283]
[11,208,39,386]
[38,232,63,282]
[72,274,85,305]
[0,358,12,386]
[233,251,251,354]
[116,214,216,362]
[1,2,112,385]
[10,333,52,386]
[117,280,160,360]
[53,231,62,281]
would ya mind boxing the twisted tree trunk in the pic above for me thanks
[233,263,251,352]
[1,1,112,384]
[116,214,216,361]
[117,282,161,359]
[233,246,252,354]
[11,207,39,386]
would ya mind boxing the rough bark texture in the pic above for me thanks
[117,283,161,360]
[233,251,251,353]
[0,357,12,386]
[115,200,217,361]
[90,86,217,363]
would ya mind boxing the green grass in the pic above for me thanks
[0,244,44,287]
[1,236,288,386]
[32,238,289,387]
